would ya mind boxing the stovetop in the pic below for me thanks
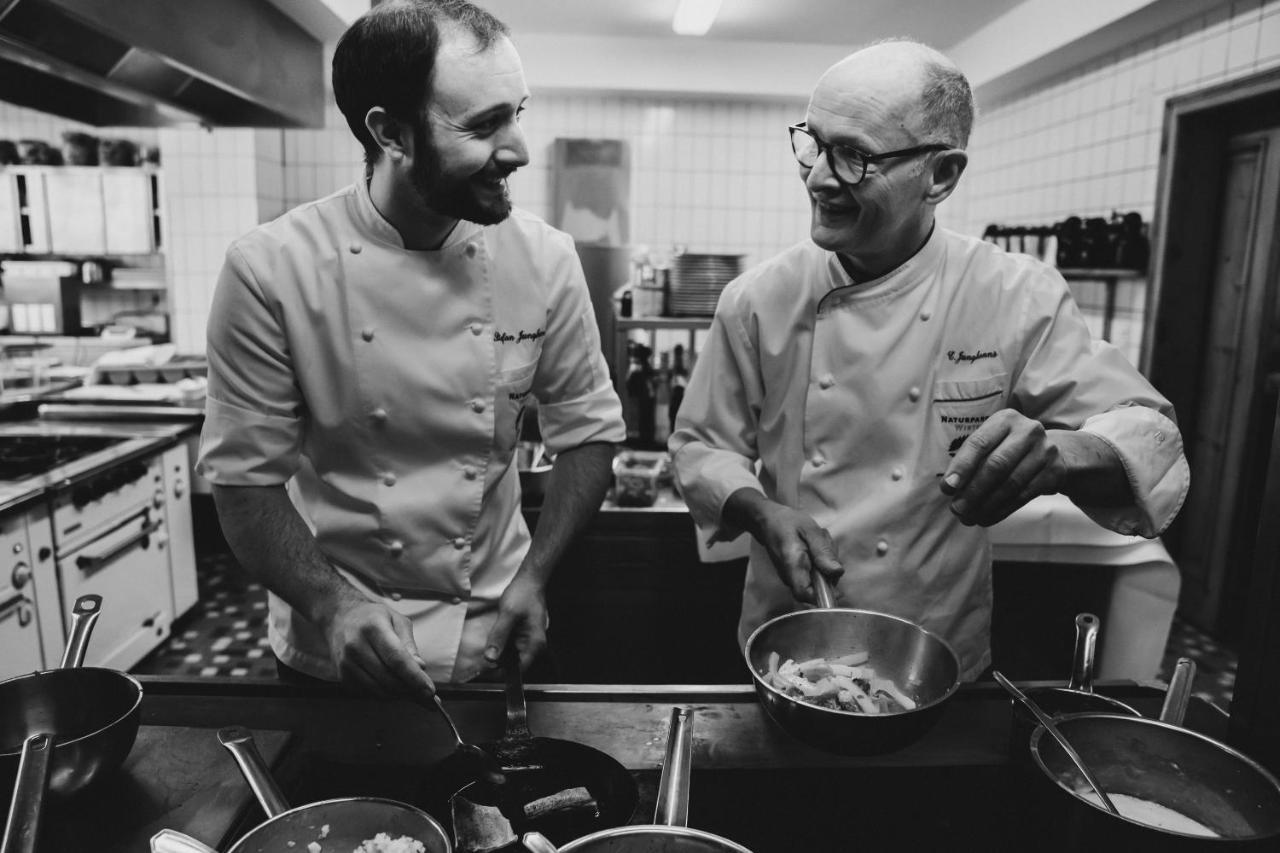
[0,434,127,481]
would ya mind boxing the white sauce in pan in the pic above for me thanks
[1076,791,1220,837]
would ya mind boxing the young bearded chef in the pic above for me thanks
[669,40,1189,681]
[198,0,623,697]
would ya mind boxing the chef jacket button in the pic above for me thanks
[370,407,388,423]
[388,539,404,557]
[361,327,375,342]
[920,310,931,321]
[891,467,904,481]
[463,467,478,480]
[452,537,467,550]
[470,322,484,336]
[908,386,922,402]
[465,242,478,258]
[875,539,889,556]
[471,400,486,413]
[349,243,362,254]
[390,591,403,602]
[382,472,397,486]
[810,454,825,468]
[450,596,463,605]
[818,374,835,389]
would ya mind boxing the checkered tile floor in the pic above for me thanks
[132,546,1242,709]
[131,550,277,679]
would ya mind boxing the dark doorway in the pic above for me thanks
[1146,69,1280,642]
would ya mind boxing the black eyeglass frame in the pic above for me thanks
[788,122,953,187]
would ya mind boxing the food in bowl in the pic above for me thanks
[351,833,427,853]
[762,650,918,714]
[1075,790,1219,837]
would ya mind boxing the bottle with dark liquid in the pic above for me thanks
[668,343,687,437]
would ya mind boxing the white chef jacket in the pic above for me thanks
[670,226,1188,681]
[198,179,624,683]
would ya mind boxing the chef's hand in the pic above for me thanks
[941,409,1126,526]
[481,575,549,673]
[319,593,437,699]
[723,488,843,605]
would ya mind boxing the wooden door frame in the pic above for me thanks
[1145,68,1280,768]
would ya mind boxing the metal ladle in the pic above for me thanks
[993,670,1120,816]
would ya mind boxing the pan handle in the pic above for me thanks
[812,568,837,610]
[1065,613,1099,693]
[0,734,54,853]
[1160,657,1197,726]
[218,726,291,818]
[501,644,533,741]
[60,594,102,669]
[654,707,694,828]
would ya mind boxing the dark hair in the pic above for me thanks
[332,0,509,165]
[920,61,974,149]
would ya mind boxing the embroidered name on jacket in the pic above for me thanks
[946,349,997,364]
[494,328,547,344]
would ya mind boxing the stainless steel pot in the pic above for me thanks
[1009,612,1139,756]
[217,726,452,853]
[523,707,754,852]
[0,595,142,798]
[1029,659,1280,850]
[743,572,960,754]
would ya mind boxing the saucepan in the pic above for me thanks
[0,595,142,800]
[1008,612,1139,758]
[522,707,755,852]
[215,726,452,853]
[743,570,961,754]
[1029,659,1280,850]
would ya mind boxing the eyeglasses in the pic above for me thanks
[788,123,952,187]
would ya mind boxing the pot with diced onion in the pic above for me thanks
[743,571,960,755]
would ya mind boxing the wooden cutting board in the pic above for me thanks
[32,725,292,852]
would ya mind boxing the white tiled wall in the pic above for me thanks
[941,0,1280,365]
[5,0,1279,359]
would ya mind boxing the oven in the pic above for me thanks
[50,452,175,670]
[0,428,197,675]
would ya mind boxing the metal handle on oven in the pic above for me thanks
[0,593,33,627]
[75,518,163,574]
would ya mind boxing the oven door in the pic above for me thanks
[58,507,171,670]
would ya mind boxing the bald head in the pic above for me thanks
[816,40,974,148]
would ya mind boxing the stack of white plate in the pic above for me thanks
[666,253,744,317]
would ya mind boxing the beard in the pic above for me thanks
[409,123,513,225]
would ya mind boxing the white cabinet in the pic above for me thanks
[44,169,107,254]
[0,506,57,679]
[0,166,161,257]
[0,593,43,678]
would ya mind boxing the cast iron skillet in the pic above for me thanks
[423,648,639,848]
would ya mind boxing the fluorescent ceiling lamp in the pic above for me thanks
[672,0,724,36]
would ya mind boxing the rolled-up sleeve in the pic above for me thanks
[197,242,305,486]
[530,233,625,456]
[1010,268,1189,537]
[669,283,766,541]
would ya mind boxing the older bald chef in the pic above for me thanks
[198,0,623,697]
[669,40,1189,682]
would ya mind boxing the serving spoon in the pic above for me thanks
[429,692,507,786]
[993,670,1120,816]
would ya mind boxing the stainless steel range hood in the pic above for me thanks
[0,0,328,128]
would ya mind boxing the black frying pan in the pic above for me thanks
[424,649,638,849]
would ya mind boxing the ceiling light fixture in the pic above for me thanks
[672,0,724,36]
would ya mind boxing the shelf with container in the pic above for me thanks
[613,314,712,452]
[1057,268,1146,360]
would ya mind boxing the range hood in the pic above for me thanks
[0,0,328,128]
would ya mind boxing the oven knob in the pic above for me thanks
[37,547,51,562]
[11,543,21,555]
[11,561,30,589]
[72,485,93,507]
[154,489,164,509]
